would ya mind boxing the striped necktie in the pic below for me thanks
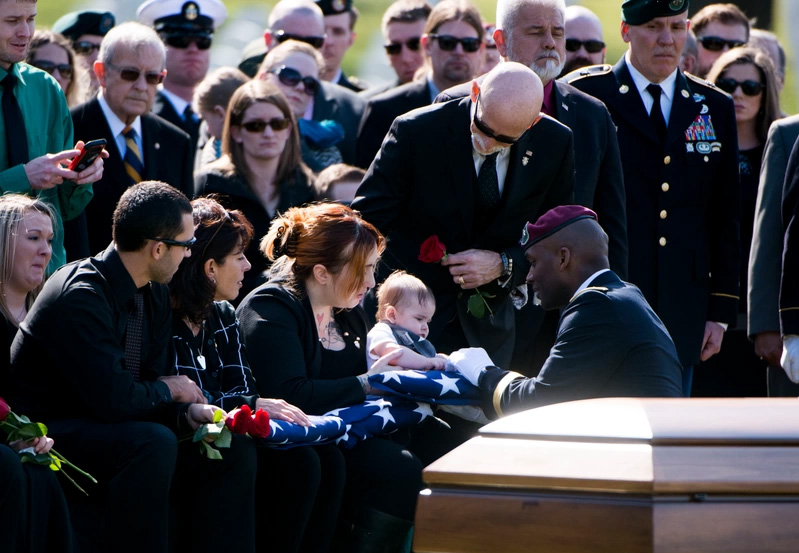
[122,125,144,184]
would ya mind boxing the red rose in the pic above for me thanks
[418,235,447,263]
[250,409,271,439]
[0,396,9,422]
[226,404,254,435]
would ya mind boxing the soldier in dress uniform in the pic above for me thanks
[317,0,370,92]
[566,0,740,395]
[137,0,228,157]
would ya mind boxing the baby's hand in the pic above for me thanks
[428,356,448,371]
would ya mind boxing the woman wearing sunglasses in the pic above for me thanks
[195,80,315,303]
[695,47,781,396]
[258,40,345,173]
[26,30,88,107]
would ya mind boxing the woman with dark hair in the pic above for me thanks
[195,80,316,302]
[26,30,87,107]
[237,203,424,552]
[696,47,782,396]
[169,197,343,553]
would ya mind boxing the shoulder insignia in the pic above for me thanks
[570,286,609,302]
[685,72,720,90]
[347,76,370,92]
[563,64,612,84]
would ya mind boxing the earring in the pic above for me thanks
[211,277,217,284]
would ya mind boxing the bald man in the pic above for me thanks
[451,206,683,418]
[353,62,574,370]
[562,5,605,75]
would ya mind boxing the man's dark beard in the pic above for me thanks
[560,57,593,77]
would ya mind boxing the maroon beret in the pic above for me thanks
[520,205,598,250]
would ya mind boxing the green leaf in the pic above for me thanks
[213,409,224,424]
[214,427,232,449]
[17,422,48,440]
[19,451,59,469]
[199,441,223,460]
[467,294,486,318]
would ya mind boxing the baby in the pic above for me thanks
[367,271,447,370]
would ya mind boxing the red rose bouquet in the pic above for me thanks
[0,396,97,494]
[190,405,271,460]
[418,235,494,318]
[225,404,271,439]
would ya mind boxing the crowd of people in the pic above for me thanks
[2,0,798,551]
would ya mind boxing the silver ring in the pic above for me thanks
[458,276,465,285]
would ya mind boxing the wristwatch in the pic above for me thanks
[500,252,513,279]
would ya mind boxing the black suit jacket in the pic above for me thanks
[568,59,740,366]
[313,81,365,166]
[71,97,193,255]
[780,138,799,335]
[356,79,431,169]
[437,79,628,277]
[481,271,683,418]
[352,98,575,367]
[152,90,200,156]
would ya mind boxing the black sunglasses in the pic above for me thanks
[31,60,74,79]
[429,34,481,53]
[149,236,197,249]
[269,65,320,96]
[565,38,605,53]
[241,118,292,133]
[715,77,764,96]
[384,37,421,55]
[106,61,165,85]
[273,30,325,50]
[164,35,212,50]
[73,41,101,55]
[698,36,746,52]
[473,94,522,145]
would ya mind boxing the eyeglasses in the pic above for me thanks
[164,35,212,50]
[472,94,522,145]
[201,211,233,259]
[149,236,197,249]
[31,60,74,79]
[273,30,326,50]
[428,34,482,53]
[73,41,101,55]
[384,37,421,55]
[105,61,165,85]
[697,36,746,52]
[240,118,292,133]
[269,65,320,96]
[715,77,764,96]
[565,38,605,53]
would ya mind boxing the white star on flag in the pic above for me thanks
[433,373,461,396]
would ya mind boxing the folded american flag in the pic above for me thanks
[330,396,434,449]
[368,370,482,405]
[261,415,346,449]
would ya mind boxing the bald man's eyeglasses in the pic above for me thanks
[384,37,421,55]
[565,39,605,53]
[105,61,165,85]
[273,30,325,49]
[472,94,523,145]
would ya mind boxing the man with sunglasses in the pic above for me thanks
[690,3,749,78]
[561,5,605,75]
[9,181,260,553]
[70,22,194,258]
[356,0,485,169]
[567,0,740,396]
[52,10,116,95]
[354,62,574,375]
[138,0,227,158]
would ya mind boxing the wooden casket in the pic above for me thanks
[414,398,799,553]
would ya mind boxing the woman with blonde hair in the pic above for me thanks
[195,80,315,302]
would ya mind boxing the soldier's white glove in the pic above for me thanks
[447,347,495,386]
[780,335,799,384]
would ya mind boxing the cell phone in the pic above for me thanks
[68,139,107,172]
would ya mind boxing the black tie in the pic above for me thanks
[477,152,500,210]
[124,291,145,382]
[183,105,200,144]
[647,84,667,143]
[2,70,30,167]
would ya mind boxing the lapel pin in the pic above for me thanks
[693,93,705,102]
[525,150,532,156]
[700,104,709,114]
[562,103,568,111]
[522,157,529,166]
[619,84,629,94]
[681,89,690,98]
[155,143,160,150]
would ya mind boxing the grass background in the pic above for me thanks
[36,0,795,113]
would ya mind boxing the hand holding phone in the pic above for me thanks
[67,139,107,172]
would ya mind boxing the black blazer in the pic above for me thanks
[152,90,200,155]
[352,97,575,365]
[780,138,799,335]
[437,79,628,277]
[568,59,740,366]
[481,271,683,418]
[313,81,365,166]
[356,79,431,169]
[71,97,193,255]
